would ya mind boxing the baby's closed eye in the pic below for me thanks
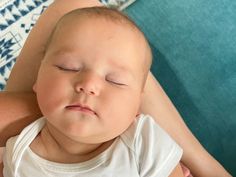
[106,78,127,86]
[105,74,129,86]
[54,65,81,72]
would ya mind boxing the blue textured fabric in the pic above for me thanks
[0,0,53,90]
[125,0,236,175]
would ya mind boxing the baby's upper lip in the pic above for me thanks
[65,103,97,115]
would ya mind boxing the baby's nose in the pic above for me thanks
[74,72,102,96]
[78,87,96,95]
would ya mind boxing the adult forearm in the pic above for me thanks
[0,91,41,146]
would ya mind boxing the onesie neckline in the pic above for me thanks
[26,137,119,173]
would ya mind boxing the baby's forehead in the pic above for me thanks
[52,12,149,56]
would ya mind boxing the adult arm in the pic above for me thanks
[0,91,41,146]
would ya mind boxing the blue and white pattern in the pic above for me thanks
[0,0,136,90]
[99,0,136,10]
[0,0,54,90]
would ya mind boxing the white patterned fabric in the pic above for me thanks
[0,0,54,90]
[3,114,183,177]
[99,0,136,10]
[0,0,136,90]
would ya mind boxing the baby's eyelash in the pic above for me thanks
[106,79,126,86]
[55,65,80,72]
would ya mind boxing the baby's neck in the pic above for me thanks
[30,123,115,163]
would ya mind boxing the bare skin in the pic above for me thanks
[0,0,231,176]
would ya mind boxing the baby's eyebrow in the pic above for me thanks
[51,50,75,59]
[50,52,83,65]
[110,65,135,81]
[108,58,129,70]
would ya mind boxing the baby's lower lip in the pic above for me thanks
[66,105,95,115]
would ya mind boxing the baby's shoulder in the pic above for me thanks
[4,118,45,163]
[5,135,19,156]
[120,114,183,176]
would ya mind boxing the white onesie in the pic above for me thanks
[3,114,183,177]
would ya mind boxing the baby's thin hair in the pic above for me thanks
[46,7,143,50]
[68,6,137,28]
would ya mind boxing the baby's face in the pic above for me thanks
[34,17,148,144]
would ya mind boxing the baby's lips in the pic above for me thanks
[66,104,97,115]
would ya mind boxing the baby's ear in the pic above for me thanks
[33,82,37,93]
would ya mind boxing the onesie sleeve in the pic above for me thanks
[133,114,183,177]
[3,136,18,177]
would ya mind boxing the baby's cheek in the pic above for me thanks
[38,94,63,115]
